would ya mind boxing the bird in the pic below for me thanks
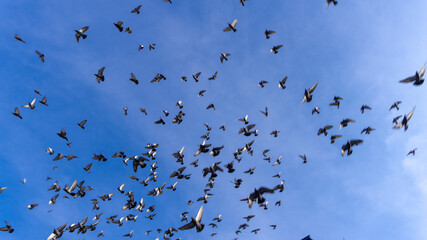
[208,71,218,80]
[330,135,342,144]
[35,50,45,62]
[278,76,287,89]
[125,27,132,34]
[131,5,142,14]
[192,72,201,82]
[392,115,402,125]
[270,130,280,137]
[178,205,204,232]
[129,73,139,84]
[341,139,363,156]
[123,107,128,116]
[241,186,276,208]
[407,148,417,156]
[12,107,22,119]
[340,119,356,129]
[83,163,92,173]
[139,108,148,115]
[399,65,425,86]
[198,90,206,98]
[361,105,372,114]
[57,128,68,141]
[114,21,124,32]
[265,29,276,39]
[27,204,39,210]
[317,125,333,136]
[394,108,415,131]
[149,43,156,50]
[206,103,216,110]
[389,101,402,111]
[22,98,36,109]
[299,154,307,164]
[95,67,105,83]
[270,45,283,54]
[14,34,25,43]
[223,19,238,32]
[258,80,268,88]
[361,126,375,134]
[75,26,89,42]
[260,107,268,117]
[220,53,231,63]
[77,120,87,129]
[301,82,319,103]
[312,107,320,115]
[326,0,338,8]
[244,167,256,175]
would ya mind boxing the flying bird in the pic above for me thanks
[35,50,45,62]
[265,29,276,39]
[75,26,89,43]
[399,65,425,86]
[131,5,142,14]
[223,19,238,32]
[270,45,283,54]
[326,0,338,8]
[178,205,204,232]
[14,34,25,43]
[95,67,105,83]
[394,108,415,131]
[302,82,319,103]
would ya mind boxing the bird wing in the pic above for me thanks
[231,19,238,27]
[308,81,318,93]
[419,65,426,78]
[399,76,415,83]
[178,222,195,230]
[258,187,276,194]
[98,67,105,75]
[406,108,415,121]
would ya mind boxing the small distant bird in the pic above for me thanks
[193,72,201,82]
[340,119,355,129]
[34,89,41,95]
[22,98,36,109]
[75,26,89,43]
[330,135,342,144]
[240,0,247,6]
[299,154,307,164]
[198,90,206,98]
[95,67,105,83]
[139,108,148,115]
[114,21,124,32]
[149,43,156,50]
[27,204,39,210]
[326,0,338,8]
[312,107,320,115]
[302,82,319,103]
[125,27,132,34]
[164,0,172,3]
[265,29,276,39]
[361,127,375,134]
[178,205,204,232]
[123,230,134,238]
[317,125,333,136]
[223,19,238,32]
[14,34,25,43]
[361,105,371,114]
[341,139,363,156]
[394,108,415,131]
[270,45,283,54]
[138,45,144,51]
[389,101,402,111]
[260,107,268,117]
[0,221,14,233]
[130,73,139,85]
[407,148,417,156]
[12,107,22,119]
[83,163,92,173]
[399,65,425,86]
[270,130,280,137]
[278,76,287,89]
[206,103,216,110]
[77,120,87,129]
[392,115,402,125]
[35,50,45,62]
[131,5,142,14]
[57,128,68,141]
[258,80,268,88]
[123,107,128,116]
[208,71,218,80]
[220,53,231,63]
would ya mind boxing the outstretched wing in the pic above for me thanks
[195,205,204,222]
[178,221,195,231]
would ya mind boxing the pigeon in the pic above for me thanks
[125,27,132,34]
[399,65,425,86]
[149,43,156,50]
[22,98,36,109]
[361,105,372,114]
[83,163,92,173]
[27,204,39,210]
[12,107,22,119]
[35,50,45,62]
[95,67,105,83]
[208,71,218,80]
[330,135,342,144]
[224,19,238,32]
[361,127,375,134]
[131,5,142,14]
[301,82,319,103]
[265,29,276,39]
[270,45,283,54]
[192,72,201,82]
[394,108,415,131]
[39,96,48,106]
[392,115,402,125]
[260,107,268,116]
[57,128,68,141]
[75,26,89,43]
[129,73,139,85]
[220,53,231,63]
[326,0,338,8]
[407,148,417,156]
[278,76,287,89]
[179,205,204,232]
[317,125,333,136]
[258,80,268,88]
[123,230,134,238]
[341,139,363,156]
[138,45,144,51]
[390,101,402,111]
[77,120,87,129]
[14,34,25,43]
[340,119,355,129]
[123,107,128,116]
[241,187,276,208]
[312,107,320,115]
[299,154,307,164]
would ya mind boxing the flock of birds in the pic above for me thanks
[2,0,425,240]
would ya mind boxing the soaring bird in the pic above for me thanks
[223,19,238,32]
[389,101,402,111]
[265,29,276,39]
[178,205,204,232]
[301,82,319,103]
[341,139,363,156]
[77,120,87,129]
[270,45,283,54]
[12,107,22,119]
[22,98,36,109]
[394,108,415,131]
[95,67,105,83]
[361,126,375,134]
[131,5,142,14]
[220,53,231,63]
[114,21,124,32]
[241,187,276,208]
[75,26,89,43]
[399,65,425,86]
[57,128,68,141]
[361,105,372,114]
[317,125,333,136]
[407,148,417,156]
[35,50,45,62]
[129,73,139,85]
[278,76,288,89]
[14,34,25,43]
[340,119,355,129]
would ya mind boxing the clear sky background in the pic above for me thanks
[1,0,427,239]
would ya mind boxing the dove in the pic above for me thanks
[75,26,89,43]
[178,205,204,232]
[223,19,238,32]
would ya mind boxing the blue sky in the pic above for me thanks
[1,0,427,239]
